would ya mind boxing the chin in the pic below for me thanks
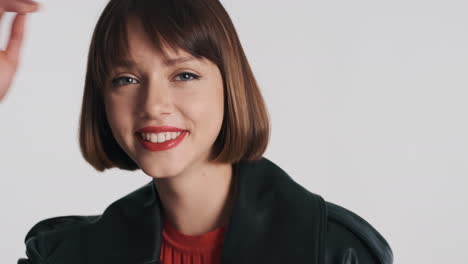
[139,161,185,179]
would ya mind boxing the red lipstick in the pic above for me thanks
[135,126,188,152]
[136,126,187,133]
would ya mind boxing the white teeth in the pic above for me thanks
[157,133,164,142]
[167,132,175,140]
[140,131,183,143]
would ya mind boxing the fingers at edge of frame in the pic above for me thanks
[4,1,40,14]
[5,13,27,63]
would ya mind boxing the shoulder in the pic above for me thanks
[21,181,154,243]
[254,157,394,263]
[17,182,154,263]
[324,201,394,264]
[23,215,100,243]
[17,215,100,263]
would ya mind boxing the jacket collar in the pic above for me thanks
[78,157,326,264]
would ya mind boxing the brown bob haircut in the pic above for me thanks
[79,0,271,172]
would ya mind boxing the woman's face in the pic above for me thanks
[103,18,225,178]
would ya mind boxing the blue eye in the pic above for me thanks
[111,72,200,87]
[111,76,138,87]
[175,72,200,81]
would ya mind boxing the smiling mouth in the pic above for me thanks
[135,130,188,152]
[138,131,187,142]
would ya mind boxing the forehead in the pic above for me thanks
[124,18,169,57]
[119,17,202,66]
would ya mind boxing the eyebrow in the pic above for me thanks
[165,56,196,66]
[113,56,196,69]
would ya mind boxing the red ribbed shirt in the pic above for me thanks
[159,221,227,264]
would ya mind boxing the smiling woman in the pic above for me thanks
[100,16,231,179]
[6,0,394,263]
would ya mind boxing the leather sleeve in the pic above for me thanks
[17,215,99,264]
[324,201,394,264]
[17,231,46,264]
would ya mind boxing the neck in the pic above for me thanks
[152,161,236,236]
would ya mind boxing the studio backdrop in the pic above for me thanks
[0,0,467,263]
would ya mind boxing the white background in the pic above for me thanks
[1,0,467,263]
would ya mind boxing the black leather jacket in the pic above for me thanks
[18,157,393,264]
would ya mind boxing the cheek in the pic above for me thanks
[192,87,224,133]
[104,97,133,139]
[185,84,224,122]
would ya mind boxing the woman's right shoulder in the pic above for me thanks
[17,215,100,264]
[23,215,101,242]
[17,182,153,263]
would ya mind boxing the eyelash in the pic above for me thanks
[111,72,200,87]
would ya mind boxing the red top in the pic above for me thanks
[159,221,227,264]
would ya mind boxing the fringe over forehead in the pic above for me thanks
[90,0,229,91]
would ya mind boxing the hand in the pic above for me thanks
[0,0,40,102]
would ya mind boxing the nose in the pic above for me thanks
[138,80,173,119]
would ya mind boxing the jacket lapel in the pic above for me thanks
[220,157,326,263]
[71,157,325,263]
[78,179,163,264]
